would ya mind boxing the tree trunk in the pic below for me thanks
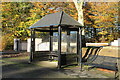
[73,0,84,26]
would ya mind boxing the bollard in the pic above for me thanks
[14,39,20,52]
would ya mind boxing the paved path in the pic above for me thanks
[2,57,76,78]
[2,56,116,79]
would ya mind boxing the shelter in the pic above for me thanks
[29,11,83,69]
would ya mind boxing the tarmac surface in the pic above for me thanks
[2,56,116,79]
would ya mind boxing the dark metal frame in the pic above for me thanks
[58,26,62,69]
[30,29,35,63]
[30,26,82,70]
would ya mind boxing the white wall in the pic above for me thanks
[27,38,42,52]
[86,43,109,46]
[38,42,49,51]
[21,42,27,51]
[111,38,120,46]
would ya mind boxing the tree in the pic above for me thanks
[73,0,84,26]
[29,2,78,20]
[28,2,78,40]
[2,2,34,50]
[1,2,78,50]
[83,2,118,42]
[2,2,34,39]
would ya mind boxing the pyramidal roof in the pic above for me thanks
[29,11,82,29]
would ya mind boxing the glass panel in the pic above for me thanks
[36,32,50,51]
[70,31,77,54]
[61,31,67,53]
[61,30,78,66]
[53,32,58,51]
[52,30,77,54]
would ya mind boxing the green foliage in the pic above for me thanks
[2,2,34,39]
[1,33,14,50]
[1,2,77,50]
[83,2,119,42]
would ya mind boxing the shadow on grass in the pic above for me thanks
[82,46,117,70]
[82,46,103,63]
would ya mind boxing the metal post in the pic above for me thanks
[30,29,33,63]
[58,26,62,69]
[33,29,35,59]
[29,29,35,63]
[50,27,53,53]
[49,27,53,60]
[79,27,82,71]
[77,29,80,65]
